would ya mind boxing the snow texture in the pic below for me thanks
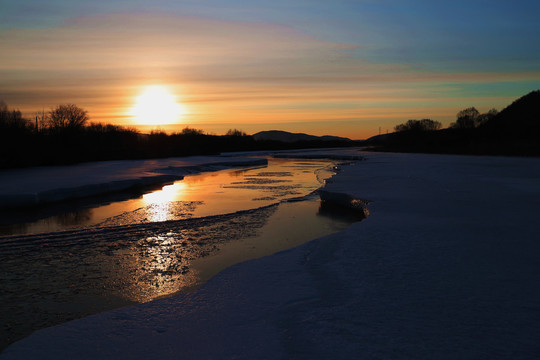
[2,151,540,359]
[0,156,267,209]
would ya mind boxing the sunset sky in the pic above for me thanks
[1,0,539,139]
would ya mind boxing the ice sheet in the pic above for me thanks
[0,156,267,209]
[2,150,540,359]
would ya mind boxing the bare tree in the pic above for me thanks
[394,119,441,132]
[226,128,247,136]
[48,104,89,130]
[450,107,480,129]
[0,101,29,129]
[180,127,205,136]
[476,108,499,126]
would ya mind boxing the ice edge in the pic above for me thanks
[0,158,268,210]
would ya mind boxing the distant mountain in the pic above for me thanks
[252,130,352,143]
[319,135,353,142]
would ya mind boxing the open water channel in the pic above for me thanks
[0,157,363,351]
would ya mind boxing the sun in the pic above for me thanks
[131,85,186,125]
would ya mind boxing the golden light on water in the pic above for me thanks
[142,183,183,204]
[131,85,187,126]
[141,182,186,222]
[119,232,198,303]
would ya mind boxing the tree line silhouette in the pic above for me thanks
[392,108,498,133]
[0,102,354,169]
[367,90,540,156]
[3,90,537,169]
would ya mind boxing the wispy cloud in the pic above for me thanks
[1,12,539,138]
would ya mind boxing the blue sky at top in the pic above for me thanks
[1,0,539,137]
[3,0,539,71]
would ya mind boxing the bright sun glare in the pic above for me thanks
[131,85,186,125]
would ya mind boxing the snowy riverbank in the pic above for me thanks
[2,151,540,359]
[0,156,267,209]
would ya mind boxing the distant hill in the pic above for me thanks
[481,90,540,136]
[252,130,352,143]
[363,133,391,143]
[364,90,540,157]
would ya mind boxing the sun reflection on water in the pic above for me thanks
[126,232,197,302]
[2,158,354,350]
[141,182,187,222]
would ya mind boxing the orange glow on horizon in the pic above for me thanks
[2,12,535,141]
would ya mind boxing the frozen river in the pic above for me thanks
[1,158,336,235]
[0,157,363,351]
[2,150,540,359]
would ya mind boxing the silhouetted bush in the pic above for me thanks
[394,119,441,132]
[178,127,205,136]
[449,107,498,129]
[450,107,480,129]
[0,101,30,130]
[225,128,248,136]
[0,102,35,168]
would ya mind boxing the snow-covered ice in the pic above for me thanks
[2,151,540,359]
[0,156,267,209]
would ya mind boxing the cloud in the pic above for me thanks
[0,13,361,102]
[1,12,539,138]
[1,13,354,69]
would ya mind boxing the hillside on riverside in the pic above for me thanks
[364,90,540,156]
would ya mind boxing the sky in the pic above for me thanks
[1,0,539,139]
